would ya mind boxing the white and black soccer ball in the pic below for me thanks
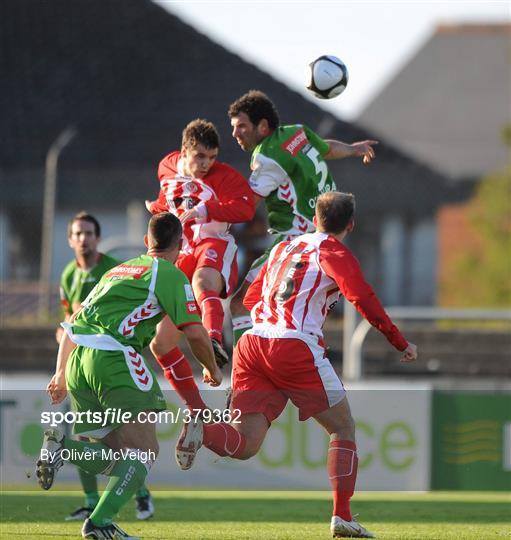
[306,55,349,100]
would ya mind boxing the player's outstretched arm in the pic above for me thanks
[324,139,378,164]
[182,323,223,386]
[320,249,414,356]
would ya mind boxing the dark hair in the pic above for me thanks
[228,90,280,130]
[182,119,220,150]
[68,212,101,238]
[148,212,183,250]
[315,192,356,234]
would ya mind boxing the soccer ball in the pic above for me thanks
[306,55,349,100]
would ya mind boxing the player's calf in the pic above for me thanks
[155,347,208,411]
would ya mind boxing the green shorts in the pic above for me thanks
[66,346,165,437]
[245,232,297,283]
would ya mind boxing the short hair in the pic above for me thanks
[148,212,183,251]
[228,90,280,130]
[68,212,101,238]
[181,119,220,151]
[315,192,356,234]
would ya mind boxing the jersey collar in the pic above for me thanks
[75,252,102,270]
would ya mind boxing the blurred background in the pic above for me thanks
[1,0,510,492]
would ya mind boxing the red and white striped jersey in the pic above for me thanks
[147,151,255,252]
[244,232,408,352]
[160,174,224,252]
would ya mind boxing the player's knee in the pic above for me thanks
[192,268,223,295]
[192,275,209,294]
[192,274,207,293]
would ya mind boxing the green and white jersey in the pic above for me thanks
[64,254,201,354]
[59,253,119,315]
[249,124,336,235]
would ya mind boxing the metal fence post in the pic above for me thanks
[38,127,77,320]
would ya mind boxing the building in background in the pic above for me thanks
[358,23,511,305]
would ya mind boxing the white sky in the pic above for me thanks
[155,0,509,120]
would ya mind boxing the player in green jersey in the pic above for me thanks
[57,211,155,522]
[228,90,378,344]
[57,212,119,344]
[38,212,222,540]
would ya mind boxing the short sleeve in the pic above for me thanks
[304,125,330,157]
[59,266,74,315]
[155,266,202,328]
[249,152,288,197]
[59,285,71,315]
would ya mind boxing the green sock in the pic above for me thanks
[232,315,252,346]
[135,485,149,499]
[77,468,100,508]
[89,459,148,527]
[63,438,113,476]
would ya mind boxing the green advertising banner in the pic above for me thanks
[432,391,511,490]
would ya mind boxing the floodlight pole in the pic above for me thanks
[38,127,77,320]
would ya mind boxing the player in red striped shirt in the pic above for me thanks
[146,119,255,413]
[175,191,417,538]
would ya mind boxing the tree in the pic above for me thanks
[440,162,511,307]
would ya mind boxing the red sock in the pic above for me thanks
[155,348,207,411]
[197,290,224,344]
[203,423,246,458]
[328,440,358,521]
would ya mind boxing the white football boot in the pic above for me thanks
[35,428,65,490]
[330,515,375,538]
[175,416,203,470]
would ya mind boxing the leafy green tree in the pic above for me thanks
[443,163,510,307]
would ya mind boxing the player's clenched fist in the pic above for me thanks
[400,342,418,363]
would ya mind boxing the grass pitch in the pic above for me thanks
[1,489,509,539]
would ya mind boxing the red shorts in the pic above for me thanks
[231,333,345,423]
[176,238,238,298]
